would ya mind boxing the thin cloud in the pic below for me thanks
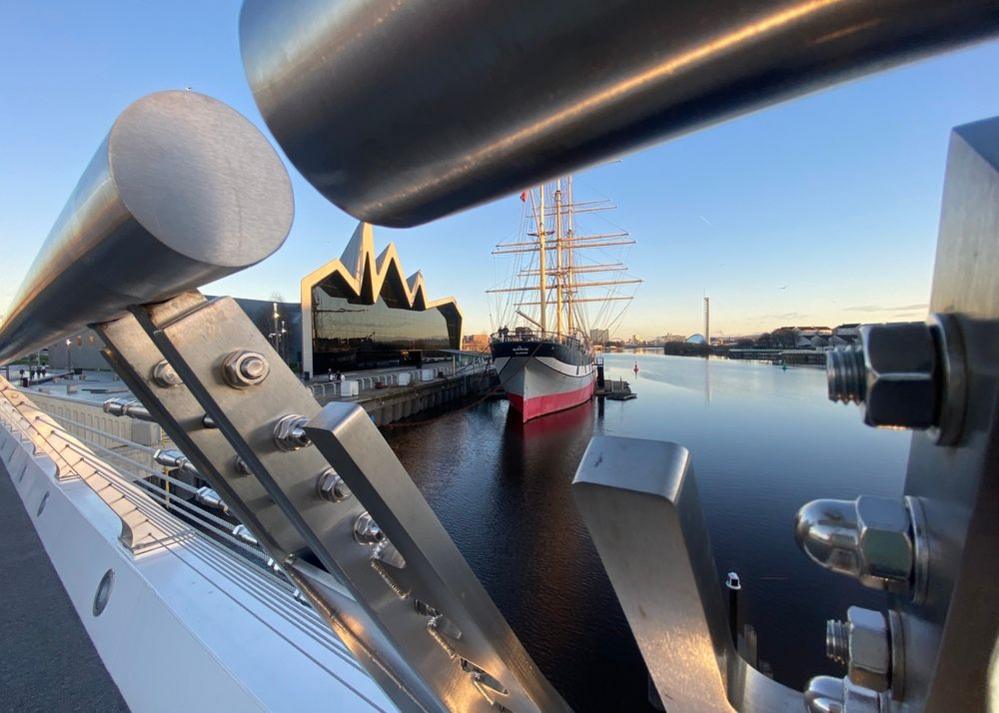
[844,303,927,312]
[759,311,809,320]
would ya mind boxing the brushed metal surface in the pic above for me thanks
[572,436,802,712]
[95,304,309,559]
[139,295,566,712]
[240,0,999,226]
[895,115,999,711]
[307,402,572,713]
[0,90,294,363]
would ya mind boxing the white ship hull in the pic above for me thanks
[492,340,595,422]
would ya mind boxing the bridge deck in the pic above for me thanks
[0,460,128,712]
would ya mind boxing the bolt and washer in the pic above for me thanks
[221,350,270,389]
[825,606,892,693]
[231,524,258,546]
[151,360,182,388]
[354,511,384,545]
[273,414,310,451]
[317,467,351,501]
[827,321,938,429]
[795,495,926,600]
[827,316,966,441]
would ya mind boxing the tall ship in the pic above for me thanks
[489,177,640,421]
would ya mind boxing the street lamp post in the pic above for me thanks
[65,338,73,377]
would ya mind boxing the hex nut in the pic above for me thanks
[221,350,270,389]
[354,511,384,545]
[856,496,914,586]
[234,456,253,476]
[843,676,887,713]
[273,414,310,451]
[846,606,891,693]
[317,468,351,502]
[151,360,183,387]
[860,323,938,429]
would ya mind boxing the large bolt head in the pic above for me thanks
[856,496,913,586]
[860,323,938,429]
[221,350,270,388]
[845,607,890,693]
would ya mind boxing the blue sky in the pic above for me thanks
[2,2,998,338]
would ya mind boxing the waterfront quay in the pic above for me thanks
[307,359,495,426]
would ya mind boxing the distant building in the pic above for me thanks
[590,328,610,345]
[46,330,104,371]
[686,333,707,345]
[462,334,490,353]
[301,222,462,377]
[232,298,303,370]
[43,223,463,380]
[833,323,860,339]
[43,296,303,372]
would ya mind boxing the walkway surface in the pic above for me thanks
[0,461,128,712]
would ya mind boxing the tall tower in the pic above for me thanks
[704,296,711,346]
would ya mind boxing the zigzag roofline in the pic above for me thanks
[300,222,462,318]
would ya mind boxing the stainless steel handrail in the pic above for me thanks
[240,0,999,226]
[0,90,293,364]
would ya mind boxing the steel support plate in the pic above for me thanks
[134,294,567,713]
[96,303,305,557]
[896,115,999,711]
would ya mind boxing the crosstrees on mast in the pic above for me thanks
[517,262,627,277]
[490,177,640,342]
[514,296,636,306]
[486,279,642,294]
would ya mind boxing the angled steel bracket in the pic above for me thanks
[572,436,802,713]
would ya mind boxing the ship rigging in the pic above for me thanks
[488,178,640,421]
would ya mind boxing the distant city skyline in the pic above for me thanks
[2,4,998,339]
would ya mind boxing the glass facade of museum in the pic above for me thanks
[311,284,460,372]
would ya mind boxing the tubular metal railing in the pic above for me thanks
[0,381,356,665]
[2,5,998,711]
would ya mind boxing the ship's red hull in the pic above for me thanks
[492,339,595,422]
[507,380,595,422]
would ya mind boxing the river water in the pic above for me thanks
[384,352,910,712]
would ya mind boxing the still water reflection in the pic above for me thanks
[384,352,910,712]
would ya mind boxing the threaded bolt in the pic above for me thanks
[317,468,351,502]
[243,355,270,381]
[273,414,310,451]
[221,350,270,388]
[827,345,866,404]
[826,619,850,664]
[151,360,182,388]
[354,511,384,545]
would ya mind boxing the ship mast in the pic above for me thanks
[555,179,564,337]
[537,186,547,334]
[566,175,576,335]
[488,177,641,338]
